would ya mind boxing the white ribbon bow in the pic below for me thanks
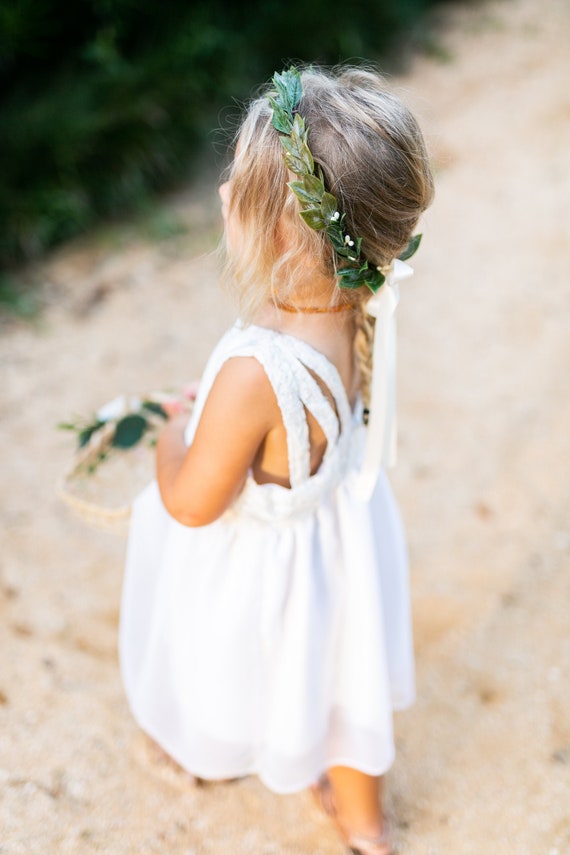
[353,258,414,501]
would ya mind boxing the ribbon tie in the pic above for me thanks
[353,258,414,501]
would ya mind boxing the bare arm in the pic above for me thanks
[156,356,279,526]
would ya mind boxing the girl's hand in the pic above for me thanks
[161,397,190,418]
[160,380,200,419]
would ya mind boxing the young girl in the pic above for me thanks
[120,64,434,854]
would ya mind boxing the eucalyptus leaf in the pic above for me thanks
[398,233,422,261]
[112,414,148,449]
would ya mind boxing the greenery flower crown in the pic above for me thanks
[269,67,421,293]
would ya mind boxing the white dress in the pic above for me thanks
[119,321,414,795]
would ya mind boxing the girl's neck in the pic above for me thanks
[251,270,358,347]
[268,269,355,313]
[254,298,355,345]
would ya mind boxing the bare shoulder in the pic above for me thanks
[200,355,280,433]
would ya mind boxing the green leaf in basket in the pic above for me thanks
[78,420,105,448]
[112,414,148,449]
[141,400,168,419]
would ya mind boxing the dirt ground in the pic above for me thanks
[1,0,569,852]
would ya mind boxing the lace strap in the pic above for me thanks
[276,344,340,453]
[189,324,353,489]
[220,343,311,488]
[279,334,353,432]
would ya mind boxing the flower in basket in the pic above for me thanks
[58,385,198,474]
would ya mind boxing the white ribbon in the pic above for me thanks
[353,258,414,501]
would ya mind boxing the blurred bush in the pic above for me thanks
[0,0,448,270]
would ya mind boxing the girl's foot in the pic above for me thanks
[310,774,394,855]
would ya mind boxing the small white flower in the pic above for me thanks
[96,395,127,422]
[344,234,351,245]
[332,211,340,221]
[348,239,354,247]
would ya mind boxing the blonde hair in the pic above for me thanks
[221,64,434,407]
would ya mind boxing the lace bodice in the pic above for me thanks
[184,322,366,521]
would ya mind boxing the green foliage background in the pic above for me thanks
[0,0,450,271]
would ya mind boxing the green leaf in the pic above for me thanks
[299,141,314,174]
[286,69,303,110]
[363,268,386,293]
[112,414,148,449]
[337,267,368,289]
[269,99,293,134]
[283,153,307,177]
[300,208,327,230]
[291,113,309,147]
[280,136,305,168]
[78,420,105,448]
[272,68,302,113]
[336,263,385,292]
[288,180,322,207]
[141,400,168,419]
[327,226,347,253]
[282,142,311,176]
[320,192,337,221]
[399,233,422,261]
[327,236,352,258]
[272,73,290,106]
[280,134,313,175]
[301,174,326,197]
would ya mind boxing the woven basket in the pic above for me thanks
[57,399,193,532]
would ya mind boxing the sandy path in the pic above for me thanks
[1,0,569,852]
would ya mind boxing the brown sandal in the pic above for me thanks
[310,774,394,855]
